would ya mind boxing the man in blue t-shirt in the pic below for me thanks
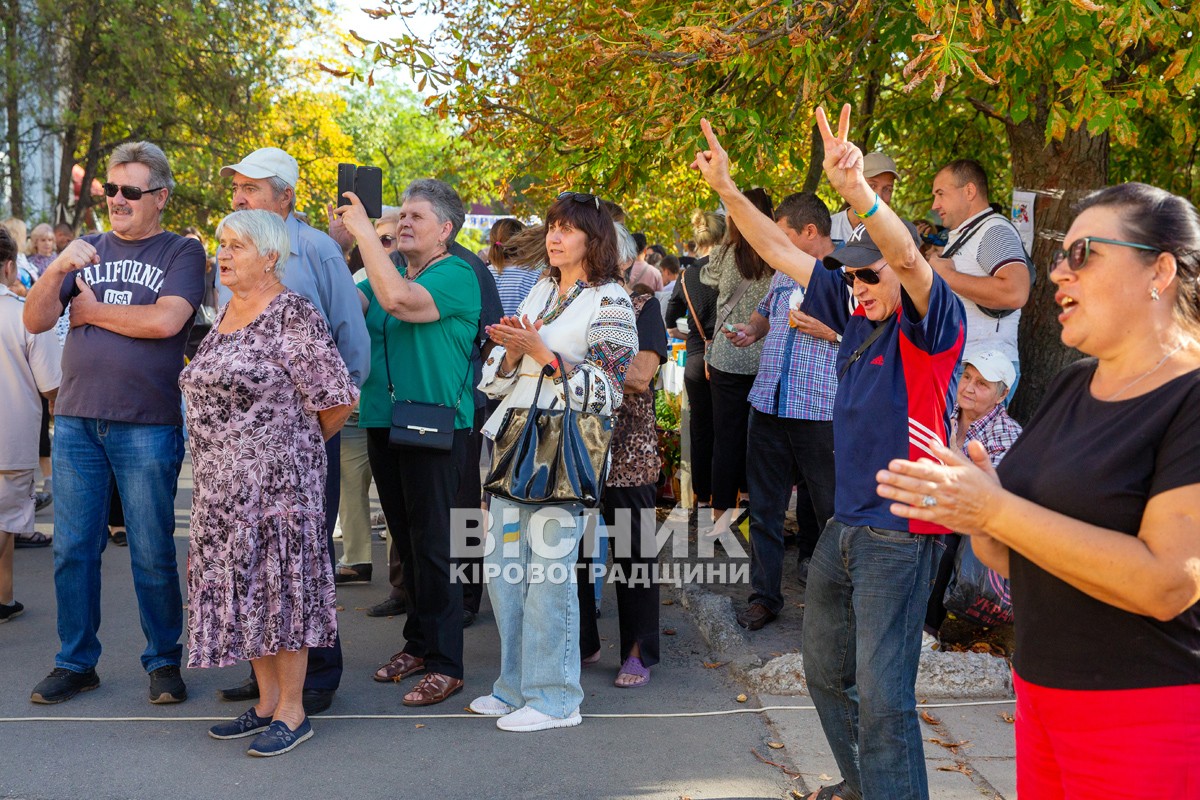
[693,107,964,800]
[23,141,206,706]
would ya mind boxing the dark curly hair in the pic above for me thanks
[544,195,620,285]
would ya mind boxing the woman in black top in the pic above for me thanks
[664,211,722,506]
[877,183,1200,795]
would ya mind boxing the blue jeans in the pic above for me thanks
[485,497,584,718]
[51,417,186,673]
[802,519,944,800]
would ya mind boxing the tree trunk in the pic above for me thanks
[2,0,23,218]
[800,123,824,194]
[1006,116,1108,422]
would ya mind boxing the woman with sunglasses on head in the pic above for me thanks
[693,106,965,800]
[471,191,637,732]
[878,182,1200,796]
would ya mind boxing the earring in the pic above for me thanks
[1151,286,1160,301]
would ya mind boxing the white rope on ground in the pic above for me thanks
[0,698,1015,724]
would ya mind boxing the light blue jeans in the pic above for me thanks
[51,416,186,673]
[803,519,944,800]
[485,497,585,718]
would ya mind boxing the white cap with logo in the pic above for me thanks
[220,147,299,190]
[964,349,1017,388]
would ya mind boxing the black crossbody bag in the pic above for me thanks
[382,316,472,451]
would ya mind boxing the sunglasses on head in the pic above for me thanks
[557,191,600,210]
[379,234,396,247]
[103,182,166,201]
[1051,236,1161,275]
[839,264,885,287]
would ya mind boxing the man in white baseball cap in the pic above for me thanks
[214,146,369,716]
[829,152,899,245]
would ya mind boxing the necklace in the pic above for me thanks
[407,249,448,280]
[1097,343,1185,401]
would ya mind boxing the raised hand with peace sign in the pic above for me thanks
[815,104,875,212]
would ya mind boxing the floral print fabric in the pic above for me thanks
[179,291,358,668]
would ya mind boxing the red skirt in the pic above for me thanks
[1014,671,1200,799]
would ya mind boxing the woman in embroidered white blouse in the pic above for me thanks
[472,193,637,732]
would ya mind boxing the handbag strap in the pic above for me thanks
[381,315,473,406]
[528,351,592,414]
[838,315,894,380]
[679,268,709,342]
[714,275,754,335]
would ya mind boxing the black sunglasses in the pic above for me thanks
[103,182,166,201]
[839,264,886,287]
[1050,236,1161,277]
[379,234,396,247]
[557,191,600,210]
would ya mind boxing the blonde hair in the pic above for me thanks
[0,218,28,254]
[29,223,55,254]
[691,210,726,252]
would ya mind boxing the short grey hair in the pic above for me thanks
[402,179,465,242]
[216,209,290,277]
[614,222,638,266]
[265,175,295,214]
[109,141,175,193]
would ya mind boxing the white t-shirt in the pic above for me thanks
[0,286,62,468]
[830,210,855,246]
[944,209,1028,363]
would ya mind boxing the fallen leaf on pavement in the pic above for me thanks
[662,599,675,605]
[926,737,970,753]
[818,774,834,782]
[920,710,942,726]
[1000,712,1015,724]
[703,661,727,669]
[736,693,748,703]
[767,741,785,749]
[415,724,425,728]
[663,628,677,635]
[937,764,973,776]
[751,749,803,778]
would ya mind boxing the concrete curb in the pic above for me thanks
[678,585,1014,699]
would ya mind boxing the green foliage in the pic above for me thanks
[336,78,507,211]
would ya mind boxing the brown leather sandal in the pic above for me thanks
[373,652,425,683]
[402,672,464,707]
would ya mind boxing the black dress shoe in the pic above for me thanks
[302,688,334,715]
[366,597,407,618]
[462,609,476,628]
[217,676,259,702]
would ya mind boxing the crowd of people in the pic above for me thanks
[0,99,1196,793]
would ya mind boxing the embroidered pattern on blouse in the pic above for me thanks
[536,279,588,327]
[556,290,637,415]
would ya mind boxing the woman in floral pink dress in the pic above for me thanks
[179,209,356,757]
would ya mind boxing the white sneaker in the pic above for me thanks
[922,631,939,650]
[496,705,582,732]
[469,695,516,716]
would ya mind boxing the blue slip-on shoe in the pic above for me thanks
[245,718,313,757]
[209,707,272,740]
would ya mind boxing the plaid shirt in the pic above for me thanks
[747,271,838,421]
[951,403,1022,465]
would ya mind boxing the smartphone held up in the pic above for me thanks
[337,162,383,219]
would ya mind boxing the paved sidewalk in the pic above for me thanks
[1,456,1015,799]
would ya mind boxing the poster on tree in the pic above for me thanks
[1011,191,1036,253]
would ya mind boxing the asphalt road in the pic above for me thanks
[1,456,794,800]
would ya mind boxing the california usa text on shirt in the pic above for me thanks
[82,259,166,301]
